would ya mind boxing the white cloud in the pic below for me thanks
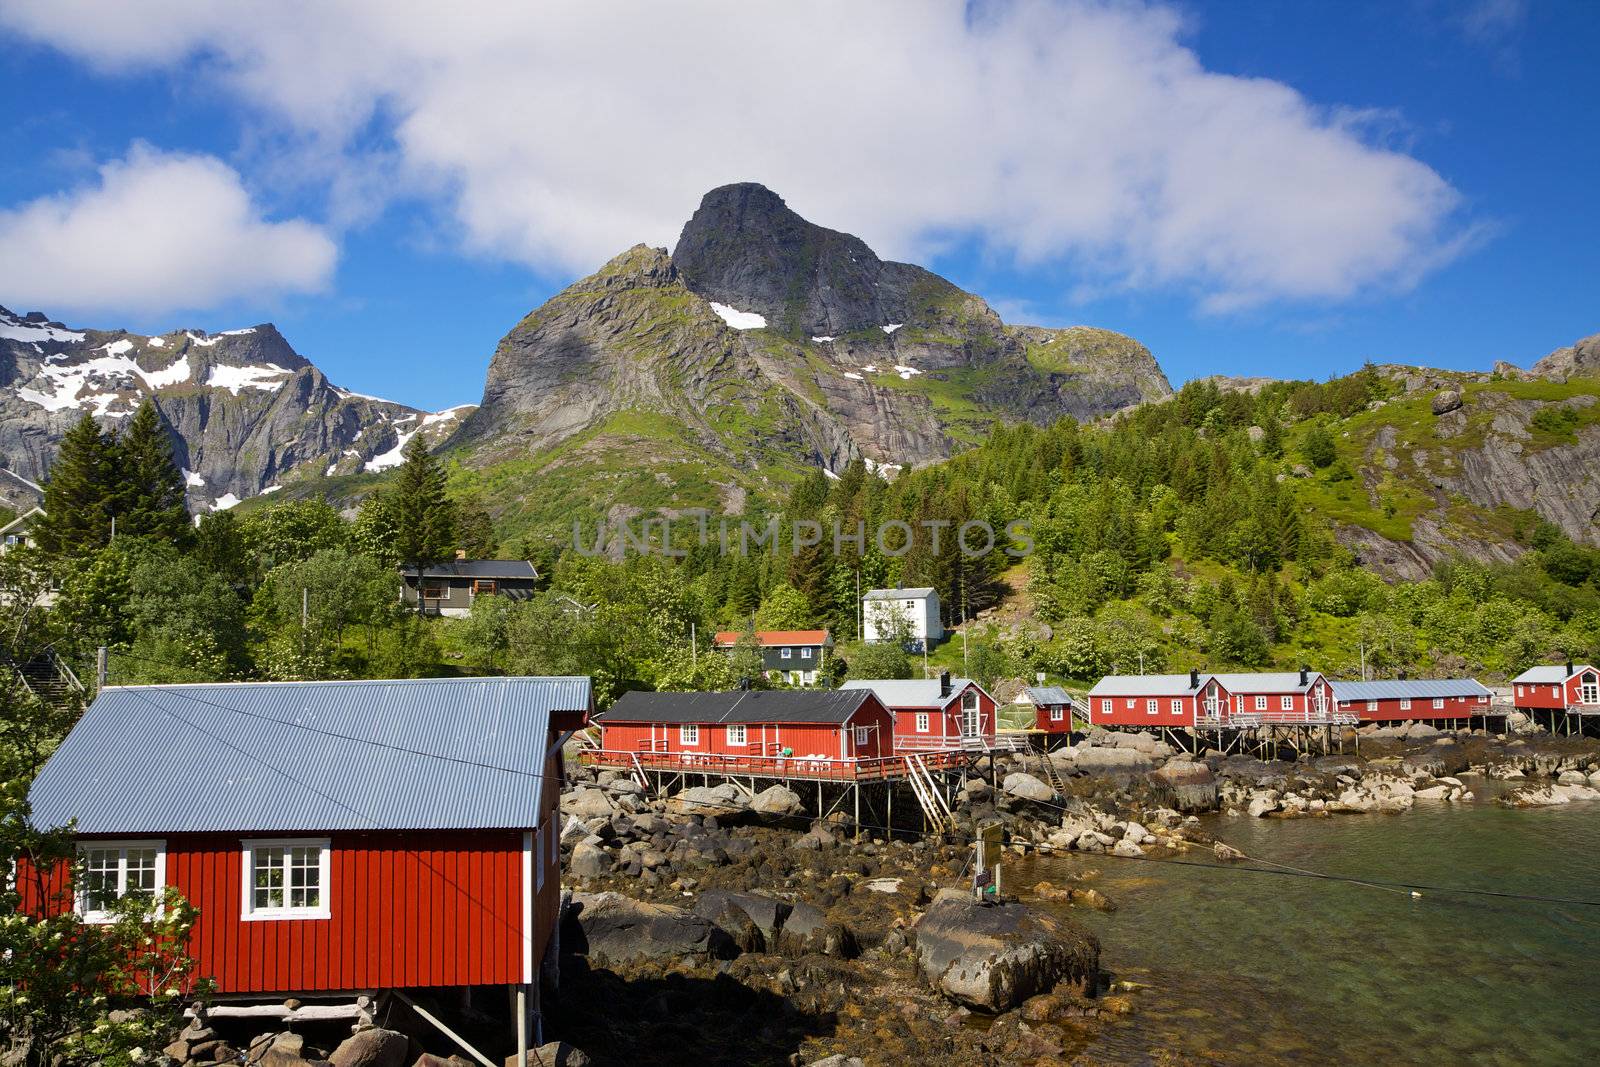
[0,143,335,317]
[1,0,1472,311]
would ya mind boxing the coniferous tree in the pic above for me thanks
[391,434,456,612]
[36,413,118,557]
[113,401,190,543]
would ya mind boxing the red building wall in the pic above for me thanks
[1034,703,1073,734]
[1089,691,1197,727]
[1513,670,1598,711]
[888,684,996,750]
[1222,677,1334,719]
[1341,693,1491,722]
[599,698,895,763]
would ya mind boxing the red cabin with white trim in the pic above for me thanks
[1086,670,1220,728]
[840,673,996,751]
[1511,664,1599,712]
[1026,685,1076,734]
[1331,678,1494,722]
[21,677,590,1010]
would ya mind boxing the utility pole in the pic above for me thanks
[96,645,108,691]
[690,623,697,674]
[1139,650,1145,675]
[302,587,309,630]
[1359,639,1367,681]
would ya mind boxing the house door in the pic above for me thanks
[961,691,980,737]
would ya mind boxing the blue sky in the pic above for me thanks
[0,1,1596,411]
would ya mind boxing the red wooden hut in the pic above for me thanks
[591,688,900,779]
[1086,670,1221,728]
[1026,685,1078,735]
[1511,663,1600,733]
[22,676,591,1049]
[1209,670,1343,725]
[1331,678,1494,724]
[839,672,997,751]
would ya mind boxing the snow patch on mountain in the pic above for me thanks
[186,332,221,347]
[0,309,85,344]
[210,493,242,511]
[183,469,206,487]
[206,363,291,395]
[364,429,417,472]
[709,302,767,330]
[146,336,167,348]
[142,355,191,389]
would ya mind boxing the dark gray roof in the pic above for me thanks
[863,586,935,600]
[406,559,539,580]
[1331,679,1491,702]
[1027,686,1074,705]
[600,689,874,725]
[29,676,591,835]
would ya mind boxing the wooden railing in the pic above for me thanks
[582,747,968,781]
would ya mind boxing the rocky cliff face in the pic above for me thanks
[455,183,1171,525]
[1529,332,1600,383]
[0,305,471,511]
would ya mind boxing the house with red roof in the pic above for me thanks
[712,629,833,686]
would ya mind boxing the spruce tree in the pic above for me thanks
[36,413,118,557]
[391,434,456,612]
[113,400,190,542]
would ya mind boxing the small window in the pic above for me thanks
[1279,695,1292,711]
[801,648,812,659]
[963,689,978,711]
[242,839,329,920]
[781,648,792,659]
[726,724,746,745]
[1100,699,1111,714]
[1432,698,1444,709]
[680,723,699,745]
[1367,701,1378,711]
[1255,696,1267,711]
[1146,699,1158,716]
[421,582,447,600]
[1125,698,1134,709]
[1400,698,1411,710]
[472,579,497,596]
[78,841,164,923]
[854,726,870,746]
[1049,708,1063,722]
[915,712,930,732]
[1170,699,1182,715]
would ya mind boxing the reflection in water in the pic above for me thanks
[1014,789,1600,1065]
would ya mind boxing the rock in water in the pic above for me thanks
[912,892,1099,1013]
[1001,772,1054,802]
[565,892,737,964]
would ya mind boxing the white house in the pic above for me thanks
[862,586,943,647]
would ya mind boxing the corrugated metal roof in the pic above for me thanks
[1210,672,1320,693]
[1087,673,1204,697]
[1331,679,1491,702]
[862,587,935,600]
[1026,686,1074,705]
[599,689,871,725]
[1512,665,1590,684]
[411,560,539,580]
[839,678,978,709]
[29,676,591,835]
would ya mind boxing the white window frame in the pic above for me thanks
[854,726,870,746]
[801,647,812,660]
[1100,699,1111,714]
[1125,698,1135,709]
[1281,695,1294,711]
[726,723,747,746]
[1170,699,1182,715]
[77,840,166,924]
[915,712,930,733]
[680,723,700,745]
[1399,698,1411,710]
[1255,695,1268,711]
[1432,698,1444,709]
[780,648,792,659]
[1146,698,1158,716]
[1050,707,1064,722]
[240,838,331,921]
[1367,701,1378,711]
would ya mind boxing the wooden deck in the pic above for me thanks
[581,747,971,782]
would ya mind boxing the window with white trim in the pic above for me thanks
[1281,696,1293,711]
[1255,695,1267,711]
[854,726,870,746]
[242,839,330,920]
[1125,698,1135,709]
[680,723,699,744]
[1432,698,1444,709]
[915,712,930,732]
[1170,699,1182,715]
[1367,701,1378,711]
[1400,698,1411,710]
[1050,708,1064,721]
[781,648,792,659]
[726,723,747,745]
[1100,699,1111,714]
[1146,698,1158,716]
[801,647,812,659]
[78,841,164,923]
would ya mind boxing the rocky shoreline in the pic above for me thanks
[545,722,1600,1065]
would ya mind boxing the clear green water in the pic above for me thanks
[1015,784,1600,1065]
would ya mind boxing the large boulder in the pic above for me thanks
[1149,760,1218,811]
[665,784,747,820]
[328,1030,408,1067]
[569,840,610,880]
[693,890,791,948]
[912,893,1098,1013]
[1066,747,1153,775]
[507,1044,591,1067]
[560,788,615,819]
[749,784,803,818]
[1431,389,1463,415]
[1001,772,1054,802]
[565,892,737,964]
[779,900,859,958]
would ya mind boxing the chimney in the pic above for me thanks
[1189,668,1199,690]
[939,669,951,698]
[1567,659,1575,677]
[1399,670,1408,681]
[1299,666,1309,687]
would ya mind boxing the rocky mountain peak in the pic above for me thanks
[673,182,925,337]
[595,244,678,287]
[1530,331,1600,383]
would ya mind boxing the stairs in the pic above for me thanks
[904,753,955,833]
[7,646,83,704]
